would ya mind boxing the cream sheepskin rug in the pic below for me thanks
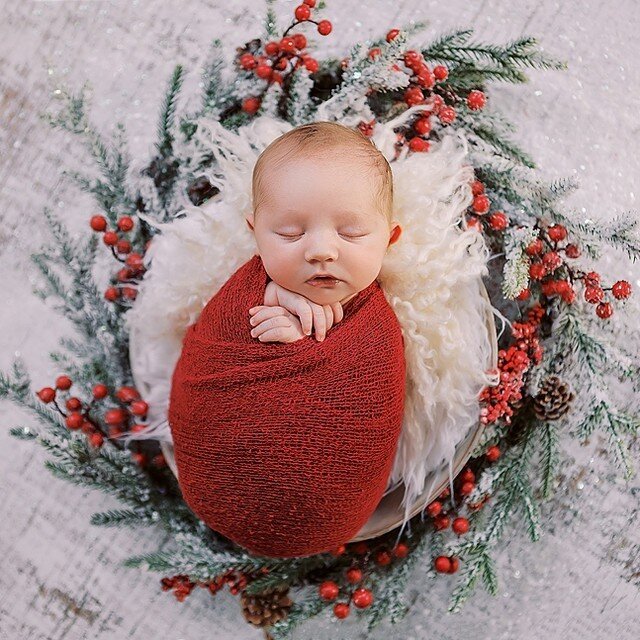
[126,109,501,530]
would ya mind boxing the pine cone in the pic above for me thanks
[533,375,574,420]
[240,585,293,631]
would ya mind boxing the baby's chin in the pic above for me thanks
[302,282,358,307]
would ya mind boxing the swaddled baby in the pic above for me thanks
[169,122,406,557]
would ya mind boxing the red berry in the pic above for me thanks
[264,41,279,56]
[529,262,547,280]
[467,89,486,110]
[90,215,107,232]
[542,251,562,271]
[131,452,147,466]
[403,50,422,69]
[303,0,316,6]
[116,239,132,255]
[471,180,484,196]
[104,287,119,302]
[612,280,632,300]
[65,412,84,430]
[351,541,368,555]
[66,397,82,412]
[386,28,400,42]
[409,137,430,152]
[368,47,381,60]
[331,544,346,556]
[294,4,311,21]
[375,550,392,566]
[255,64,273,80]
[425,501,442,517]
[547,224,567,242]
[122,287,137,300]
[152,453,167,467]
[117,216,134,232]
[242,97,261,114]
[333,602,350,619]
[584,286,604,304]
[452,517,470,535]
[103,231,118,246]
[317,20,332,36]
[416,68,435,89]
[55,375,73,390]
[430,94,444,114]
[81,421,93,435]
[292,33,307,49]
[239,53,256,70]
[489,211,509,231]
[460,468,475,483]
[596,301,613,319]
[486,445,501,462]
[92,383,109,399]
[130,400,148,416]
[434,556,451,573]
[38,387,56,404]
[131,423,148,433]
[460,481,475,495]
[393,543,409,558]
[525,238,544,256]
[116,386,140,403]
[433,65,449,81]
[319,581,339,601]
[472,194,490,214]
[404,86,424,106]
[89,432,104,448]
[584,271,601,285]
[304,58,319,73]
[345,567,362,584]
[447,556,460,573]
[125,253,144,270]
[104,408,127,425]
[414,117,432,136]
[516,288,531,301]
[438,105,456,124]
[352,587,373,609]
[433,514,451,531]
[565,243,580,258]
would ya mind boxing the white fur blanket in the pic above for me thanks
[126,111,500,527]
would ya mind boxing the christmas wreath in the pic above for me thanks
[4,1,640,638]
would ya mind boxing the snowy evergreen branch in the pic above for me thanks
[538,421,561,500]
[422,30,566,75]
[157,65,184,157]
[502,226,537,298]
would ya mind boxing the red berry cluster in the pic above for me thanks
[90,214,147,304]
[382,30,486,155]
[161,569,252,602]
[465,179,509,232]
[239,1,330,115]
[522,223,632,318]
[479,304,545,425]
[36,376,155,466]
[318,539,410,619]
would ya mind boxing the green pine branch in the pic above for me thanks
[538,421,561,499]
[157,65,184,157]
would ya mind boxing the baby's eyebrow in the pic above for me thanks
[280,208,365,222]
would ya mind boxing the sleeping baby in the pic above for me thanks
[245,121,402,343]
[168,121,407,557]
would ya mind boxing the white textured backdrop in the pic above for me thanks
[1,1,639,638]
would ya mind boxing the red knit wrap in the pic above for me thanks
[168,254,406,557]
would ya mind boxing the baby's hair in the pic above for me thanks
[252,121,393,223]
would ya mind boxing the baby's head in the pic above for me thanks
[246,121,402,306]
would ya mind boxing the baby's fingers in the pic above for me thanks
[331,301,344,324]
[312,304,330,342]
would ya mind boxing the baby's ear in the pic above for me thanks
[388,222,402,246]
[246,214,255,232]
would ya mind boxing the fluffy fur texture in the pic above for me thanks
[126,111,500,530]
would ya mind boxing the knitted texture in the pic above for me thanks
[168,254,406,557]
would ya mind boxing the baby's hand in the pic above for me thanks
[248,306,306,343]
[261,280,344,342]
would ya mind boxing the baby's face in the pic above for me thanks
[247,155,401,306]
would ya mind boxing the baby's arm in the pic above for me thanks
[255,280,344,342]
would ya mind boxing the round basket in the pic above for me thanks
[131,280,497,543]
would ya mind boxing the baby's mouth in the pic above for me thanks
[307,276,341,287]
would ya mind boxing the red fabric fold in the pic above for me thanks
[168,254,406,557]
